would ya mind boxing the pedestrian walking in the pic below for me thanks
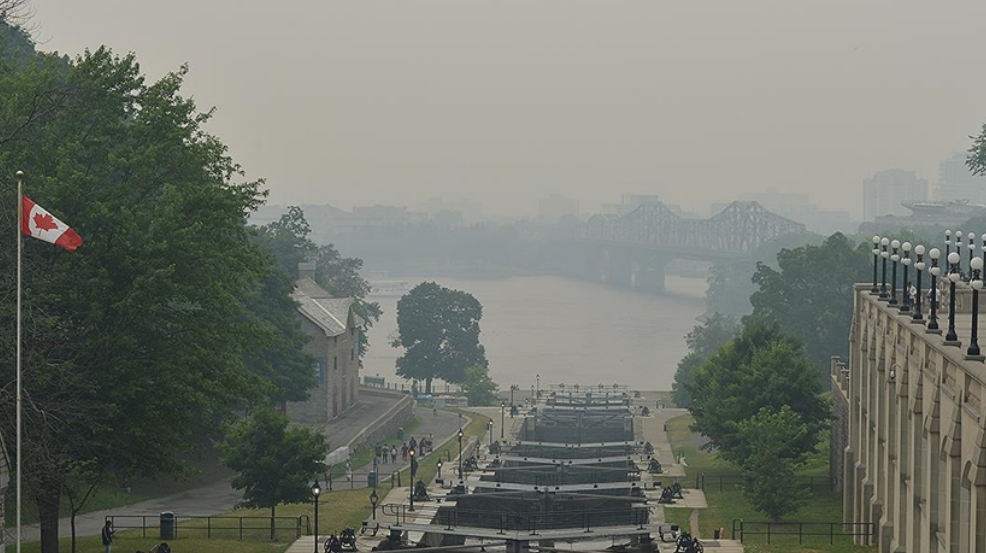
[345,460,352,481]
[402,443,409,462]
[101,519,115,553]
[391,445,397,463]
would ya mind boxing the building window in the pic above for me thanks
[315,357,326,382]
[334,356,338,371]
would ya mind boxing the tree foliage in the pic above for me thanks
[685,319,829,456]
[461,365,499,406]
[220,408,327,540]
[749,232,870,368]
[734,407,813,519]
[671,313,739,407]
[969,123,986,177]
[392,282,488,394]
[0,43,309,551]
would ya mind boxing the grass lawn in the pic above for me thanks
[665,414,876,553]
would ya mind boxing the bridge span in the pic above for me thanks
[550,200,807,293]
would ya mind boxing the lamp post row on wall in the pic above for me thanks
[871,238,986,358]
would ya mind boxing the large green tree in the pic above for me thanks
[685,319,829,456]
[749,232,870,368]
[671,313,739,407]
[733,406,813,519]
[392,282,488,394]
[220,408,328,540]
[0,43,301,551]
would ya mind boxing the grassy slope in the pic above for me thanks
[665,414,876,553]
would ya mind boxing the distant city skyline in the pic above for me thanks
[33,1,986,221]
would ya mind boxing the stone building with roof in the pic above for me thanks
[286,263,362,423]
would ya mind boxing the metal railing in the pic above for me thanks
[695,473,835,493]
[731,519,875,546]
[107,514,308,541]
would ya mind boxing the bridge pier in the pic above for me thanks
[604,249,633,288]
[630,257,667,294]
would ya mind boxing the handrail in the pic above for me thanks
[731,519,875,545]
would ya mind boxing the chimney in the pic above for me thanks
[298,262,316,280]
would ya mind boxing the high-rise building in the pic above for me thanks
[862,169,928,222]
[935,152,986,203]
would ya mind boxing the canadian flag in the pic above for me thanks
[21,196,83,252]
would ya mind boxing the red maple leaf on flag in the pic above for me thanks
[33,212,59,231]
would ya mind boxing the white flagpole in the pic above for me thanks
[15,170,23,553]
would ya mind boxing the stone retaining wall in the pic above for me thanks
[346,387,414,455]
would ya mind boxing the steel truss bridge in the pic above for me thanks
[581,200,806,259]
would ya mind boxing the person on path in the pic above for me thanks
[402,443,409,462]
[101,519,115,553]
[345,460,353,481]
[391,445,397,463]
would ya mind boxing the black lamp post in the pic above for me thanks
[946,252,961,344]
[946,229,952,260]
[871,235,881,294]
[311,480,321,553]
[437,460,443,481]
[900,242,912,313]
[370,489,379,520]
[955,230,963,275]
[889,239,900,306]
[969,233,976,273]
[536,373,541,398]
[408,449,417,512]
[880,237,890,300]
[488,420,493,447]
[510,385,517,411]
[968,257,983,358]
[912,245,925,322]
[457,429,464,479]
[500,401,505,438]
[928,248,941,332]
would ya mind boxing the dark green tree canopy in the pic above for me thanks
[749,232,870,367]
[671,313,739,407]
[685,319,829,456]
[392,282,487,394]
[969,123,986,177]
[0,44,308,551]
[461,365,499,406]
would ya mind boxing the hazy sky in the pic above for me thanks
[29,1,986,219]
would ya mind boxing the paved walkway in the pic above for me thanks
[19,395,467,542]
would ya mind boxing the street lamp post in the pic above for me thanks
[510,385,518,410]
[370,489,379,520]
[536,374,541,398]
[889,239,900,306]
[928,248,942,333]
[900,242,912,313]
[946,229,952,260]
[457,429,464,480]
[968,257,984,359]
[880,237,890,300]
[311,480,321,553]
[912,245,925,322]
[488,420,493,447]
[946,252,961,345]
[500,401,505,438]
[437,460,443,481]
[970,233,976,272]
[409,449,417,512]
[955,230,963,275]
[871,236,881,294]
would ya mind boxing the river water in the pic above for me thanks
[361,275,707,392]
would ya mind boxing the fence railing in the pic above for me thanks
[695,473,835,493]
[731,519,875,546]
[380,503,650,534]
[107,514,308,541]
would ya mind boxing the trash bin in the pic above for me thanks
[397,427,405,440]
[713,528,721,539]
[367,471,378,488]
[160,511,175,540]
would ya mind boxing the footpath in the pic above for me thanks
[19,395,462,543]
